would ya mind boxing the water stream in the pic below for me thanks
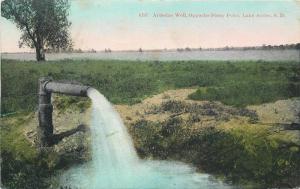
[60,88,234,189]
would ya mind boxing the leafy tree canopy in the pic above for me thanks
[1,0,72,61]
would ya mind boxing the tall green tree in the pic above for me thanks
[1,0,72,61]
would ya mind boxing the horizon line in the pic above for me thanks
[2,42,300,54]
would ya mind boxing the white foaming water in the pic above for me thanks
[60,88,233,189]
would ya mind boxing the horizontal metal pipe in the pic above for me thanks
[44,81,90,97]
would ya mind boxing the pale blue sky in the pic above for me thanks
[1,0,300,52]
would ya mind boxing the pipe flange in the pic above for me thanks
[42,80,52,92]
[39,77,52,95]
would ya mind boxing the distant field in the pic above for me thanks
[2,49,300,61]
[1,59,300,114]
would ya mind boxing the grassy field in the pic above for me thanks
[1,59,300,188]
[1,59,300,114]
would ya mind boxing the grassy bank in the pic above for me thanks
[0,113,55,188]
[130,117,300,188]
[2,59,300,114]
[0,99,91,189]
[120,93,300,188]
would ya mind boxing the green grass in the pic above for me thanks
[0,113,37,161]
[0,113,55,189]
[189,81,300,107]
[1,59,300,114]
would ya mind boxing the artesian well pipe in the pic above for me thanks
[44,81,90,97]
[38,77,90,148]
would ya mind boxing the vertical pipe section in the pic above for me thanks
[38,77,53,147]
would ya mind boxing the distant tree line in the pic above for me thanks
[261,43,300,50]
[45,48,98,53]
[42,43,300,54]
[176,43,300,52]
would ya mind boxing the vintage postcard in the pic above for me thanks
[1,0,300,189]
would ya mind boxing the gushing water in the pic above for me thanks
[60,88,233,189]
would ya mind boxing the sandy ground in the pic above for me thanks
[115,89,300,126]
[248,98,300,124]
[115,88,198,124]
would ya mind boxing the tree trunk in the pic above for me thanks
[36,46,45,61]
[35,37,45,61]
